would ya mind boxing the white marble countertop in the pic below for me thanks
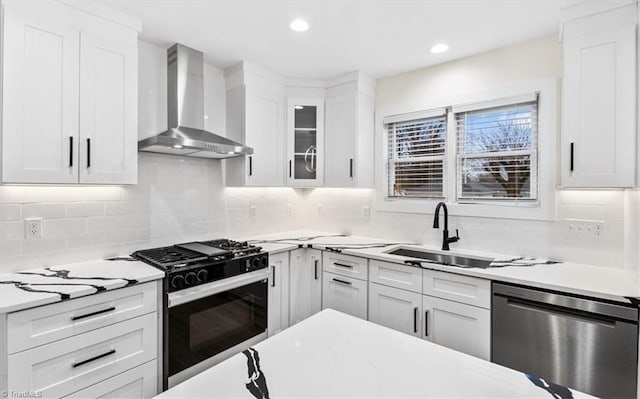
[242,230,640,304]
[157,309,594,399]
[0,258,164,314]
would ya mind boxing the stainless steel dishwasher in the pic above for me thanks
[492,282,638,399]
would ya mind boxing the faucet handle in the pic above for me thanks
[455,229,460,239]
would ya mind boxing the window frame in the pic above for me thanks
[375,78,558,221]
[385,109,448,199]
[454,94,539,203]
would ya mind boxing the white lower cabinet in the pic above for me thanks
[268,252,290,336]
[368,283,422,338]
[322,272,367,320]
[64,360,157,399]
[422,295,490,360]
[289,249,322,325]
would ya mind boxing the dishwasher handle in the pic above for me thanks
[493,283,638,322]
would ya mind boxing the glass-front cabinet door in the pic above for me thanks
[287,98,324,186]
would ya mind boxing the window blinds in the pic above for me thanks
[387,112,447,198]
[456,95,538,201]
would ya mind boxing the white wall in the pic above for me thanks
[302,36,635,270]
[0,41,304,273]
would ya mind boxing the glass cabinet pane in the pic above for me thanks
[294,106,317,129]
[293,105,318,180]
[294,154,317,179]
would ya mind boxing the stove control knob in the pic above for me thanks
[251,258,259,269]
[260,256,268,267]
[196,269,208,283]
[185,272,197,286]
[171,275,185,290]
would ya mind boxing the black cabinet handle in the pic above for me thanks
[289,160,292,178]
[413,307,418,333]
[570,142,574,172]
[69,136,74,167]
[71,306,116,321]
[332,278,352,286]
[249,156,253,176]
[86,138,91,168]
[271,266,276,287]
[349,158,353,178]
[72,349,116,368]
[425,310,429,337]
[314,259,319,280]
[333,262,353,269]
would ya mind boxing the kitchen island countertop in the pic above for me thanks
[156,308,594,399]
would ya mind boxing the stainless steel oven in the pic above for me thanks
[166,268,269,388]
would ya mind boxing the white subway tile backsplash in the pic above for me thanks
[67,202,105,217]
[0,204,21,221]
[45,218,87,236]
[87,215,124,232]
[105,201,137,215]
[1,221,23,239]
[23,203,66,219]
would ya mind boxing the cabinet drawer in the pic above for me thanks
[322,272,368,320]
[369,260,422,293]
[423,270,490,308]
[322,252,368,280]
[8,282,157,354]
[8,312,157,398]
[64,360,157,399]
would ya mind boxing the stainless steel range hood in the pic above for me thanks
[138,44,252,158]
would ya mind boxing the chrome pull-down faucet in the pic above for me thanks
[433,202,460,251]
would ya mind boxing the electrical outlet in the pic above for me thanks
[565,219,606,238]
[25,218,42,239]
[361,205,371,219]
[249,205,257,218]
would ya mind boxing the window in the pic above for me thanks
[454,94,538,201]
[386,110,447,198]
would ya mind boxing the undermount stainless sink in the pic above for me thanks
[386,247,493,269]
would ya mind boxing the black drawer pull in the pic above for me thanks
[86,138,91,168]
[570,142,574,172]
[69,136,74,167]
[333,262,354,269]
[271,266,276,287]
[72,349,116,368]
[332,278,352,286]
[289,160,292,178]
[413,307,418,333]
[425,310,429,337]
[249,156,253,176]
[349,158,353,178]
[314,260,319,280]
[71,306,116,321]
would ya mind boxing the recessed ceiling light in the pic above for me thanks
[294,105,304,110]
[290,19,309,32]
[173,144,183,149]
[430,43,449,54]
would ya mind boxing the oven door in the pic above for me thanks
[166,269,268,387]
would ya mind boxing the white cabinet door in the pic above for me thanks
[79,31,138,184]
[289,249,322,325]
[423,295,490,360]
[287,98,324,187]
[322,272,367,319]
[325,93,357,187]
[2,2,80,183]
[245,86,284,186]
[562,24,637,187]
[268,252,290,336]
[368,283,422,338]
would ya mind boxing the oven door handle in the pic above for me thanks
[168,269,269,308]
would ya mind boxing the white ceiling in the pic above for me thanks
[101,0,581,80]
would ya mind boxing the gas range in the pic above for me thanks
[132,239,268,292]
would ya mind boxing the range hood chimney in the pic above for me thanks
[138,44,252,158]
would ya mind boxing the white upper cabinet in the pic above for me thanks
[286,98,324,187]
[1,1,140,184]
[2,3,80,184]
[561,4,637,187]
[324,74,375,188]
[225,64,285,187]
[79,31,138,184]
